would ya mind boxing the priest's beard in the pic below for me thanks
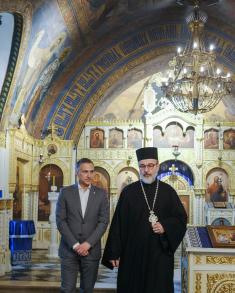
[140,170,158,184]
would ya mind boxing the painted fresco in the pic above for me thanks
[116,168,139,195]
[180,195,189,221]
[2,0,235,140]
[153,124,194,148]
[127,129,142,148]
[30,47,70,121]
[223,129,235,149]
[203,96,235,123]
[10,0,70,123]
[204,129,219,149]
[34,20,235,140]
[109,129,123,148]
[212,218,231,226]
[206,168,229,202]
[90,129,104,148]
[92,167,110,195]
[77,0,113,34]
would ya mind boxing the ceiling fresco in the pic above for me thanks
[0,0,234,142]
[92,75,235,122]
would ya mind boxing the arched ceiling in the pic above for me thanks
[0,0,235,142]
[93,73,235,122]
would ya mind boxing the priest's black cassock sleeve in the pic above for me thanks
[102,180,187,293]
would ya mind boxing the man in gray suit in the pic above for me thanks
[56,158,109,293]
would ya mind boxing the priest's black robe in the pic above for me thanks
[102,180,187,293]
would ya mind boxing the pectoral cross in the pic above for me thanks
[149,210,158,224]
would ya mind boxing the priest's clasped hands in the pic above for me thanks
[152,222,165,234]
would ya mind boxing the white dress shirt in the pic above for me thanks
[73,183,91,249]
[78,183,91,217]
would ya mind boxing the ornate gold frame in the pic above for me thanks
[207,225,235,248]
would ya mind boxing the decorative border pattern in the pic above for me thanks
[195,273,202,293]
[207,273,235,292]
[11,250,32,265]
[0,132,5,147]
[185,226,202,248]
[206,256,235,265]
[0,14,23,120]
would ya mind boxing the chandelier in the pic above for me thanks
[161,2,232,114]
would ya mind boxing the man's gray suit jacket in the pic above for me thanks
[56,184,109,260]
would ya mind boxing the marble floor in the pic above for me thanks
[0,250,181,292]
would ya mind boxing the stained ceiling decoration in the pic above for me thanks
[0,0,234,142]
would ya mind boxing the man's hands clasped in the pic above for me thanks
[74,241,91,256]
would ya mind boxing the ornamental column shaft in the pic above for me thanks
[48,188,59,258]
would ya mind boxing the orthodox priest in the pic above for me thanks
[102,147,187,293]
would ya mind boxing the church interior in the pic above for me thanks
[0,0,235,292]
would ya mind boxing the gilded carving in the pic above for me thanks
[0,132,5,147]
[206,256,235,265]
[0,201,6,210]
[43,229,51,242]
[195,273,202,293]
[207,273,235,292]
[195,255,202,264]
[215,283,235,292]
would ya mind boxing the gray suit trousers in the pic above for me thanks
[61,255,99,293]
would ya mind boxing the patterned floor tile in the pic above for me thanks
[0,250,181,292]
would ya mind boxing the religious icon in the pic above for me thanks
[204,129,219,149]
[153,124,194,148]
[206,169,229,202]
[47,144,57,155]
[109,129,123,148]
[90,129,104,148]
[223,129,235,149]
[127,129,142,148]
[207,226,235,248]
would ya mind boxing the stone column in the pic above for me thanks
[48,187,59,258]
[194,192,205,225]
[22,192,30,220]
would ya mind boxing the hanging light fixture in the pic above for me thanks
[161,1,232,114]
[172,145,181,160]
[39,153,44,164]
